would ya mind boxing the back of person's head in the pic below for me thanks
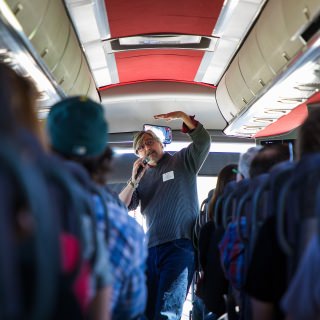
[208,164,237,220]
[215,164,238,197]
[47,96,112,183]
[47,96,108,157]
[297,109,320,158]
[0,63,39,137]
[237,146,262,180]
[249,144,290,178]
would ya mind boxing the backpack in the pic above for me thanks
[0,138,61,319]
[39,154,111,317]
[219,217,247,290]
[0,132,101,319]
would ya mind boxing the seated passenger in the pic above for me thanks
[281,235,320,320]
[47,96,147,320]
[280,108,320,320]
[236,146,262,181]
[244,143,313,320]
[196,147,260,319]
[220,144,289,319]
[249,144,291,178]
[0,63,111,320]
[197,164,237,318]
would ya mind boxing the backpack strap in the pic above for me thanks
[0,140,60,320]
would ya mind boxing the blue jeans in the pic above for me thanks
[146,239,195,320]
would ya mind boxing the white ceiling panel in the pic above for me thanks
[100,82,226,133]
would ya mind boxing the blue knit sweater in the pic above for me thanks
[129,123,210,248]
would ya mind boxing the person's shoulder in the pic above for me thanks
[103,186,128,212]
[104,186,127,207]
[103,187,144,234]
[102,188,129,221]
[127,215,145,239]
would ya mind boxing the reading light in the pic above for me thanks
[119,35,202,46]
[113,141,256,155]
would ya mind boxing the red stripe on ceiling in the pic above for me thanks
[105,0,225,38]
[255,92,320,138]
[115,50,204,82]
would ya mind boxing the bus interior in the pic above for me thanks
[0,0,320,319]
[1,0,319,182]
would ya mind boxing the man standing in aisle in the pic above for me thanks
[120,111,210,320]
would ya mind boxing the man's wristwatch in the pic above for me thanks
[128,178,139,190]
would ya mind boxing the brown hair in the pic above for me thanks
[297,109,320,158]
[0,63,42,238]
[207,164,237,221]
[62,146,114,185]
[0,63,41,138]
[249,144,290,178]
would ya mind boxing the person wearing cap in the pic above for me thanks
[119,111,210,320]
[47,96,147,320]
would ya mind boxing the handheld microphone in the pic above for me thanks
[135,156,150,180]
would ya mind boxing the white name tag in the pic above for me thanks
[163,171,174,182]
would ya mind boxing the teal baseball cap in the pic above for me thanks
[47,96,108,157]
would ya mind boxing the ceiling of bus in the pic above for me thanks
[105,0,221,37]
[99,81,224,133]
[3,0,319,142]
[64,0,266,136]
[105,0,222,83]
[114,50,204,83]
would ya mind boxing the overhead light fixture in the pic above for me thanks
[119,35,202,46]
[113,141,255,155]
[106,34,218,52]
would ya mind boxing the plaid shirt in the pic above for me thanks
[93,187,147,319]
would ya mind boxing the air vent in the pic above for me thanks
[104,34,218,53]
[252,118,275,123]
[277,97,308,104]
[301,14,320,43]
[240,125,264,133]
[264,109,291,115]
[294,83,320,91]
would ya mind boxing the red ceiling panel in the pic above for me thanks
[105,0,224,38]
[255,92,320,138]
[115,50,204,82]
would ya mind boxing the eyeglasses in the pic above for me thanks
[136,139,155,152]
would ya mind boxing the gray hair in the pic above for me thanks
[238,146,262,179]
[133,130,162,154]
